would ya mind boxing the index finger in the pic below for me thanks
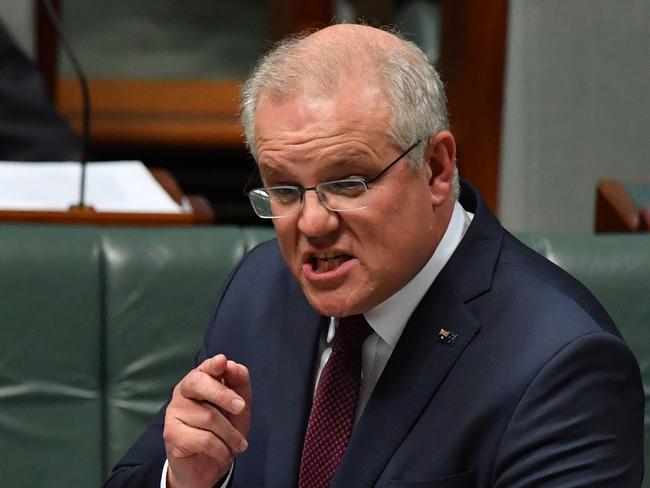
[196,354,228,380]
[177,369,246,415]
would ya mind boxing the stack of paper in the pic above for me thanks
[0,161,183,213]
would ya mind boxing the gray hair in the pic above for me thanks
[240,26,459,198]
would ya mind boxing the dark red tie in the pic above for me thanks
[298,314,373,488]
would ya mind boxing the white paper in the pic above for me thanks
[0,161,183,213]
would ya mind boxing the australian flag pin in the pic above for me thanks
[437,328,458,346]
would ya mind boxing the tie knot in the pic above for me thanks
[332,314,373,353]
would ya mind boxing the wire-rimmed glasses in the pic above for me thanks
[247,140,422,219]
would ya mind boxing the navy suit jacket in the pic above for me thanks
[105,182,644,487]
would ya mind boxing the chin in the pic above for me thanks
[303,289,359,318]
[293,264,376,317]
[302,283,376,317]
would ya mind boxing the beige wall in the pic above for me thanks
[499,0,650,232]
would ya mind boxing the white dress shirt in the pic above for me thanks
[162,202,473,487]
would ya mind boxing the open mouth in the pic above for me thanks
[309,252,353,274]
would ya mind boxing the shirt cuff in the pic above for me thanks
[160,459,234,488]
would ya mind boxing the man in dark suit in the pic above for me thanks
[105,24,644,487]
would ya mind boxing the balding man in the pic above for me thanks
[105,25,644,487]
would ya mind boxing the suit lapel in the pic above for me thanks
[263,285,326,487]
[332,181,503,486]
[332,273,480,487]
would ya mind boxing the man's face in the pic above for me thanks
[254,79,446,317]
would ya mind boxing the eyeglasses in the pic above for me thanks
[247,140,422,219]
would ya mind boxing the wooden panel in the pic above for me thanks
[595,180,642,233]
[56,79,244,149]
[641,209,650,231]
[54,0,336,151]
[151,168,184,205]
[268,0,334,40]
[437,0,509,213]
[36,0,61,101]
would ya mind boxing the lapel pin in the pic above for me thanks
[437,328,458,346]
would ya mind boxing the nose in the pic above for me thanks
[297,190,339,237]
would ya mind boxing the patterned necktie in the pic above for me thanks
[298,314,373,488]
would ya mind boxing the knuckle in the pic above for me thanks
[162,424,178,446]
[184,370,202,390]
[179,369,209,399]
[196,433,211,451]
[168,391,183,409]
[162,428,172,444]
[203,405,220,425]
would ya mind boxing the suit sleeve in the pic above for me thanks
[102,406,169,487]
[492,332,644,487]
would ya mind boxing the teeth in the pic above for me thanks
[313,252,341,260]
[318,256,343,273]
[310,252,348,273]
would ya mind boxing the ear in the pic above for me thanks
[424,131,457,206]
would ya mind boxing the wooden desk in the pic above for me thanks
[0,168,215,226]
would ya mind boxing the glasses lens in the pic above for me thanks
[318,180,369,211]
[249,187,301,218]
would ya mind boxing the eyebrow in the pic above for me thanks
[259,153,376,179]
[334,151,372,166]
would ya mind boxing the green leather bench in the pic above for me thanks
[0,225,647,487]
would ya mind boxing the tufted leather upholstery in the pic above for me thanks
[0,225,647,487]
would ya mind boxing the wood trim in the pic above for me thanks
[56,78,245,148]
[0,208,211,226]
[268,0,334,40]
[595,180,641,233]
[640,208,650,231]
[149,168,215,223]
[437,0,509,213]
[151,168,184,205]
[187,195,216,224]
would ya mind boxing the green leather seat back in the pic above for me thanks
[0,225,103,487]
[103,226,276,471]
[5,224,644,485]
[519,233,650,477]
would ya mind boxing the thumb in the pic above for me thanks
[223,361,252,435]
[224,361,252,404]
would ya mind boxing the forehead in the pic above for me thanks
[254,79,393,173]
